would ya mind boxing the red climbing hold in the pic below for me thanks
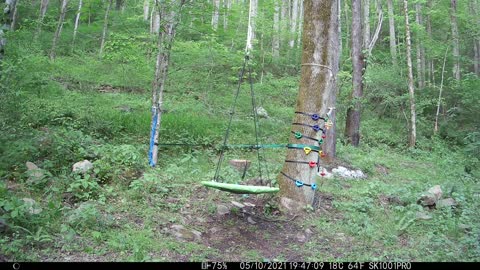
[322,134,326,139]
[309,161,317,168]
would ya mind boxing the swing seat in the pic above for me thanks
[201,181,279,194]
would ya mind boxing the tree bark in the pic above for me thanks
[434,46,449,135]
[212,0,220,30]
[115,0,123,10]
[362,0,370,48]
[11,0,19,31]
[450,0,460,80]
[345,0,363,147]
[72,0,83,49]
[426,0,433,84]
[1,0,16,61]
[296,0,303,48]
[387,0,397,67]
[278,0,339,207]
[144,0,150,21]
[289,0,298,48]
[151,0,160,34]
[273,0,280,58]
[49,0,68,60]
[281,0,288,51]
[367,0,383,55]
[35,0,50,37]
[404,0,416,147]
[224,0,231,30]
[415,2,425,89]
[470,0,480,76]
[99,0,113,57]
[150,0,186,166]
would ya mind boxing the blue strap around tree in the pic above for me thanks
[148,109,159,167]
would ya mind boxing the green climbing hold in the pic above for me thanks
[295,132,303,139]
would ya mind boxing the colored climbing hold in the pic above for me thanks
[320,151,326,158]
[320,171,326,177]
[311,183,317,190]
[309,161,317,168]
[318,138,324,145]
[303,147,312,155]
[311,114,320,121]
[295,132,303,139]
[295,180,304,187]
[322,134,327,139]
[312,125,320,132]
[325,120,333,130]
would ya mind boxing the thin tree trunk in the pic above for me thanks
[247,0,257,47]
[415,2,425,89]
[115,0,123,10]
[212,0,220,30]
[1,0,16,61]
[404,0,416,147]
[387,0,397,67]
[11,0,19,31]
[345,0,363,147]
[152,1,160,34]
[144,0,150,21]
[99,0,113,57]
[344,0,350,52]
[338,0,342,57]
[72,0,83,49]
[49,0,68,60]
[224,0,231,30]
[362,0,370,48]
[296,0,303,48]
[367,0,383,55]
[279,0,339,208]
[434,46,449,135]
[35,0,50,38]
[470,0,480,76]
[273,0,280,58]
[450,0,460,80]
[426,0,433,83]
[150,0,187,166]
[281,0,288,52]
[289,0,298,48]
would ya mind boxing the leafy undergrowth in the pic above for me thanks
[1,52,479,262]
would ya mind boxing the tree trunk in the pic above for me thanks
[72,0,83,49]
[367,0,383,55]
[278,0,339,207]
[273,0,280,58]
[151,1,160,34]
[338,0,342,56]
[49,0,68,60]
[1,0,16,61]
[281,0,288,51]
[362,0,370,48]
[434,46,449,135]
[35,0,50,37]
[345,0,363,147]
[11,0,19,31]
[404,0,416,147]
[426,0,433,84]
[289,0,298,48]
[470,0,480,76]
[211,0,220,30]
[296,0,303,48]
[150,0,186,167]
[387,0,397,67]
[415,2,425,89]
[344,0,350,52]
[247,0,257,48]
[115,0,123,10]
[99,0,113,57]
[450,0,460,80]
[224,0,231,30]
[144,0,150,21]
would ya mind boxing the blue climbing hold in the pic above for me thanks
[295,180,304,187]
[312,114,320,121]
[312,125,320,132]
[311,183,317,190]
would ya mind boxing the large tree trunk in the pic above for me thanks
[49,0,68,60]
[387,0,397,67]
[343,0,350,52]
[450,0,460,80]
[35,0,50,37]
[362,0,370,48]
[72,0,83,49]
[404,0,416,147]
[415,2,425,89]
[278,0,339,208]
[211,0,220,30]
[151,1,160,34]
[345,0,363,147]
[99,0,112,57]
[150,0,186,166]
[144,0,150,21]
[272,0,280,58]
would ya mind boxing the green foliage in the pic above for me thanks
[67,174,103,202]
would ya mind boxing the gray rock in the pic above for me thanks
[26,162,45,183]
[296,233,306,243]
[255,107,269,118]
[22,198,42,215]
[415,211,432,220]
[216,204,230,216]
[247,217,257,225]
[436,198,457,208]
[72,160,93,174]
[231,201,245,208]
[305,228,313,235]
[417,185,443,207]
[170,224,201,241]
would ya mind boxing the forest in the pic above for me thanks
[0,0,479,262]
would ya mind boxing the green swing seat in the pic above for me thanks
[201,181,279,194]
